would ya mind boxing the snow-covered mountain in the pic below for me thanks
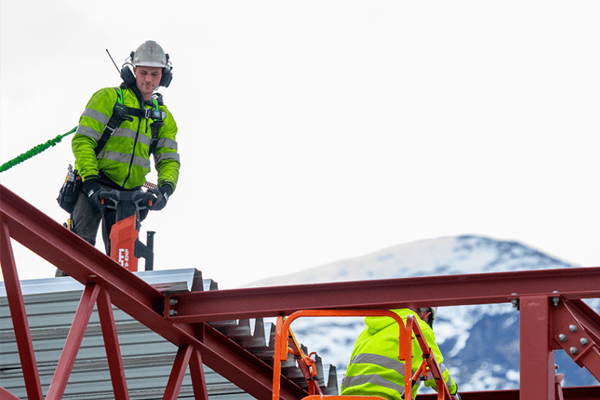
[245,235,600,393]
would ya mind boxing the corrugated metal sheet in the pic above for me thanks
[0,269,338,399]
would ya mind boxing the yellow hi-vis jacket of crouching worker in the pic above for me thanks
[341,309,458,399]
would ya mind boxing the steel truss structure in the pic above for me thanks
[1,182,600,400]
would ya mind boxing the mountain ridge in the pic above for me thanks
[244,234,578,288]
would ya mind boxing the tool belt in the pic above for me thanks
[57,165,82,213]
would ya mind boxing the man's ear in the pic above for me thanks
[426,312,434,328]
[419,310,432,326]
[424,311,432,322]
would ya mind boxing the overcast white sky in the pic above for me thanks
[1,1,599,289]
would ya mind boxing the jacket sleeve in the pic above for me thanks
[72,88,118,181]
[154,106,180,192]
[422,322,459,395]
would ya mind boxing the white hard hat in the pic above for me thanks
[132,40,168,68]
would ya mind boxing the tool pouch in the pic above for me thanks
[57,167,82,213]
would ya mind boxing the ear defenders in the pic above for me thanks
[120,52,137,86]
[159,54,173,88]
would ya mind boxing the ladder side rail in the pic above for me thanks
[286,330,322,396]
[407,315,452,399]
[273,316,285,400]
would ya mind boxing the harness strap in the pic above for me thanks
[94,87,164,157]
[149,107,164,156]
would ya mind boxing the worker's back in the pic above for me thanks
[341,308,457,399]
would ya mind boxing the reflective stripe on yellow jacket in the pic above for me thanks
[72,86,180,191]
[341,309,457,399]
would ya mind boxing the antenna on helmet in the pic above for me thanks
[106,49,121,74]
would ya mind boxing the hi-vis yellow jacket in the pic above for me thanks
[341,309,458,399]
[72,86,180,191]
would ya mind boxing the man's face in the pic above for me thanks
[134,66,162,100]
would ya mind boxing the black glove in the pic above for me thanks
[148,184,173,211]
[452,393,462,400]
[82,178,104,211]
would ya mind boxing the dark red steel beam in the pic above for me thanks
[97,287,130,400]
[520,295,555,400]
[0,185,165,317]
[551,300,600,381]
[163,344,195,400]
[0,387,21,400]
[46,283,102,400]
[554,300,600,349]
[169,267,600,322]
[0,184,307,400]
[189,348,209,400]
[1,185,205,345]
[0,223,44,400]
[1,186,199,367]
[561,386,600,399]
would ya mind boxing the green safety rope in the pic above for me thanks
[0,127,77,173]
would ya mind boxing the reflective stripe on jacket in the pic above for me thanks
[72,86,180,190]
[341,309,457,399]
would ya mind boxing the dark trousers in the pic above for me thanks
[71,189,117,255]
[55,184,144,277]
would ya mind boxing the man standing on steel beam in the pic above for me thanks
[56,40,180,276]
[341,307,461,400]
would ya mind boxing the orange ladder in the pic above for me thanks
[272,309,452,400]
